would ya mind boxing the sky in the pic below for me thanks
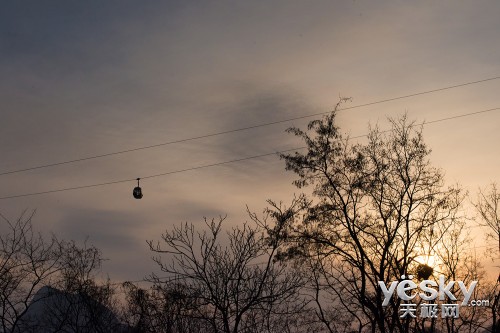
[1,1,500,284]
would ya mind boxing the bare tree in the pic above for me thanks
[120,280,211,333]
[275,109,466,333]
[33,241,122,333]
[473,183,500,258]
[147,215,306,333]
[410,218,492,333]
[0,211,62,332]
[473,182,500,332]
[0,211,123,333]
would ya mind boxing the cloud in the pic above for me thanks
[54,208,152,279]
[2,0,500,282]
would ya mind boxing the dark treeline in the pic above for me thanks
[1,108,499,333]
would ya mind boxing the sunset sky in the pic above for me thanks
[1,1,500,283]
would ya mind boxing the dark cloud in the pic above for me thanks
[199,83,316,160]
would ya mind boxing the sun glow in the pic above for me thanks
[418,254,437,267]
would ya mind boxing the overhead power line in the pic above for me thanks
[0,106,499,201]
[1,75,499,177]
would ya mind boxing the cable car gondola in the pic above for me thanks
[133,178,143,199]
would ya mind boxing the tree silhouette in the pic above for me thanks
[147,216,306,333]
[473,183,500,332]
[474,183,500,258]
[0,211,63,332]
[0,211,121,333]
[274,106,466,332]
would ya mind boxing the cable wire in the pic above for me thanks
[1,76,499,177]
[1,106,499,200]
[0,148,302,200]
